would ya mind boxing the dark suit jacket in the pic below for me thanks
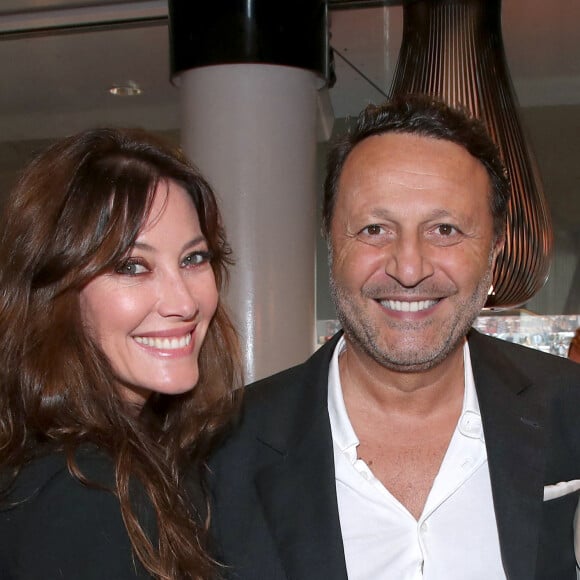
[209,330,580,580]
[0,448,155,579]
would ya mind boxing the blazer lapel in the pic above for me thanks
[469,330,546,580]
[253,335,348,580]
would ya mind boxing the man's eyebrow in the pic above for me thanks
[366,208,454,220]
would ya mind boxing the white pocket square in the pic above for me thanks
[543,480,580,501]
[544,481,580,573]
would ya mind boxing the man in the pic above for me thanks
[209,95,580,579]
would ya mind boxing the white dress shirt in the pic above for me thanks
[328,336,506,579]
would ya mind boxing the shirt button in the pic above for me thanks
[420,522,428,533]
[461,457,474,469]
[460,411,484,439]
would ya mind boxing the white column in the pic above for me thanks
[178,64,319,382]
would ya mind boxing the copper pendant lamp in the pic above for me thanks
[389,0,553,309]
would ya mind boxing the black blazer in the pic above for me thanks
[0,449,155,579]
[209,330,580,580]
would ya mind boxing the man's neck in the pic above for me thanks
[338,337,466,417]
[338,337,467,519]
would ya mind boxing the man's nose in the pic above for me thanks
[383,234,435,288]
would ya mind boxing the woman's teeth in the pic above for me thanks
[134,333,192,349]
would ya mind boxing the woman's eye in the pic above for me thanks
[115,259,148,276]
[182,250,213,268]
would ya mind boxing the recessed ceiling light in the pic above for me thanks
[109,81,142,96]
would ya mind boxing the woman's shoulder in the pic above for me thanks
[0,446,121,540]
[1,446,115,505]
[0,447,153,579]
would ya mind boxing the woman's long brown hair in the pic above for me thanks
[0,128,244,579]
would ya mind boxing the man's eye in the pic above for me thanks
[362,224,384,236]
[182,250,213,268]
[115,259,148,276]
[437,224,457,236]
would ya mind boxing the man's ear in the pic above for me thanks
[491,233,506,265]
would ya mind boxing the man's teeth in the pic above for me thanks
[134,333,192,350]
[381,299,438,312]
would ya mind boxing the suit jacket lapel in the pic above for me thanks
[469,330,546,580]
[254,334,349,580]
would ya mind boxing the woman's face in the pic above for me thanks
[80,179,219,407]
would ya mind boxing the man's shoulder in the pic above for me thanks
[468,329,580,385]
[242,334,340,410]
[210,335,340,465]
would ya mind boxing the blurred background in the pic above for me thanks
[1,0,579,357]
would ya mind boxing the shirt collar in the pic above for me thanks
[459,341,485,441]
[328,336,359,457]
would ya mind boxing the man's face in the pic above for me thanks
[329,132,502,373]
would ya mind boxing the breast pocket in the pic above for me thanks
[537,491,579,579]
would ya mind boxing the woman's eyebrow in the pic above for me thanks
[132,235,208,254]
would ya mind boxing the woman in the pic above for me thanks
[569,327,580,363]
[0,128,243,579]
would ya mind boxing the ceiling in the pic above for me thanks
[1,0,580,144]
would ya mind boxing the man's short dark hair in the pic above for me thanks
[322,94,510,241]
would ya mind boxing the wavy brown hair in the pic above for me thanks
[0,128,244,578]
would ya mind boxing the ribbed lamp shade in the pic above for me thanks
[389,0,553,309]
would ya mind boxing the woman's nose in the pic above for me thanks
[156,272,198,319]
